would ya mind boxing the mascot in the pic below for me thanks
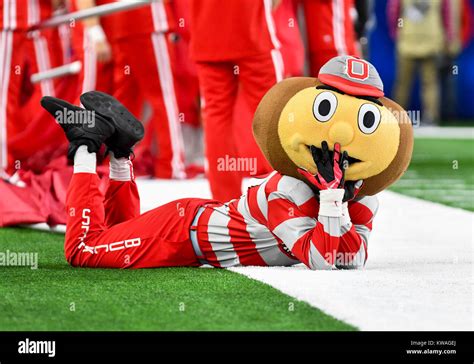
[41,56,413,270]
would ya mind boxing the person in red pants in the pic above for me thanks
[103,0,186,179]
[189,0,284,201]
[302,0,360,76]
[40,91,375,270]
[69,0,114,96]
[0,0,56,176]
[231,0,305,173]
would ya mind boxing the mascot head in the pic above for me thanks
[253,56,414,196]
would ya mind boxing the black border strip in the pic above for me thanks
[0,331,472,361]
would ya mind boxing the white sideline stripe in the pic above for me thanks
[414,126,474,139]
[397,189,473,195]
[22,178,213,233]
[19,223,66,234]
[20,180,473,330]
[230,190,473,331]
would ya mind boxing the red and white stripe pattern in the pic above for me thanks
[0,0,21,174]
[31,31,55,96]
[331,0,348,56]
[0,29,13,174]
[28,0,55,96]
[26,0,40,26]
[263,0,284,82]
[150,0,169,33]
[194,171,378,270]
[81,29,97,93]
[2,0,51,30]
[151,32,186,179]
[150,3,186,179]
[2,0,18,30]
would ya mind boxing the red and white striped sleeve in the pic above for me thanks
[263,174,377,270]
[335,196,378,269]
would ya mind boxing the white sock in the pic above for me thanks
[73,145,97,174]
[109,153,133,181]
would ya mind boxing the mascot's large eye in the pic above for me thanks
[358,103,381,134]
[313,91,337,122]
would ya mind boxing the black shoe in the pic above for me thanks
[80,91,144,158]
[41,96,115,160]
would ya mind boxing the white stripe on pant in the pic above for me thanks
[0,31,13,174]
[82,31,97,94]
[332,0,347,55]
[0,31,13,175]
[263,0,284,82]
[151,32,185,179]
[32,31,56,96]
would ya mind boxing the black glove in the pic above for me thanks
[304,141,363,202]
[307,141,348,189]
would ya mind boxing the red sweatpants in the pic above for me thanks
[65,173,205,268]
[303,0,360,76]
[196,51,282,201]
[112,33,186,179]
[0,30,58,176]
[74,28,114,98]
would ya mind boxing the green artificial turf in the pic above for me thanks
[390,138,474,211]
[0,228,354,331]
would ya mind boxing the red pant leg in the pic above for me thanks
[104,179,141,228]
[28,30,57,97]
[309,49,339,77]
[65,173,204,268]
[1,30,28,175]
[274,0,305,77]
[8,30,66,167]
[234,51,281,175]
[169,31,201,128]
[75,28,114,98]
[112,33,186,179]
[195,61,242,201]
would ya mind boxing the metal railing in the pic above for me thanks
[31,0,154,30]
[31,0,156,82]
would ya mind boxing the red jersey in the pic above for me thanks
[1,0,52,31]
[189,0,280,61]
